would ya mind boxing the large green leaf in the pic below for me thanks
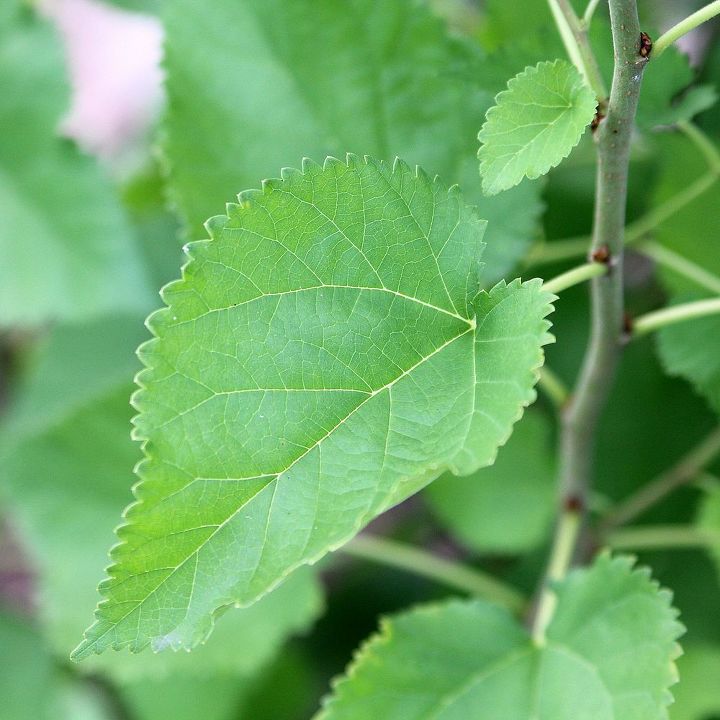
[162,0,541,284]
[0,2,151,327]
[425,408,556,554]
[316,554,683,719]
[0,317,322,679]
[477,60,596,195]
[73,158,554,658]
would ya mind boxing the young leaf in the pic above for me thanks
[425,408,556,554]
[73,157,555,658]
[656,295,720,414]
[316,554,683,719]
[0,2,151,328]
[163,0,542,283]
[0,317,322,679]
[477,60,596,195]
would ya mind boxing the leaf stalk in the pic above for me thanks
[542,261,608,294]
[342,534,526,614]
[607,524,720,550]
[653,1,720,58]
[546,0,608,102]
[632,297,720,337]
[602,426,720,529]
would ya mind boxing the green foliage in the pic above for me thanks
[2,0,720,716]
[657,296,720,413]
[73,157,554,657]
[650,132,720,295]
[697,480,720,580]
[0,613,108,720]
[162,0,542,285]
[316,555,683,719]
[477,60,597,195]
[671,644,720,720]
[425,408,556,553]
[0,2,151,327]
[0,317,322,680]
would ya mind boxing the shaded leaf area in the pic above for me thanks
[649,133,720,295]
[477,61,596,195]
[425,408,556,554]
[697,480,720,583]
[0,2,151,328]
[74,158,554,657]
[648,134,720,416]
[656,295,720,415]
[0,316,322,682]
[121,646,319,720]
[671,643,720,720]
[316,555,682,720]
[0,613,110,720]
[163,0,542,285]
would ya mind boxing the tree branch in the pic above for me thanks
[532,0,649,639]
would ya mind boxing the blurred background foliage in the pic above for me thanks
[1,0,719,717]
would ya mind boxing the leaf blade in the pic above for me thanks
[316,555,683,719]
[74,157,554,657]
[477,60,596,195]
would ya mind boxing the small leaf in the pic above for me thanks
[425,408,556,554]
[316,554,683,720]
[656,294,720,414]
[73,157,554,658]
[477,60,596,195]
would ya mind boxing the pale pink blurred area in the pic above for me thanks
[39,0,164,166]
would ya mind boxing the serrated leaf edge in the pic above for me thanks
[315,553,685,718]
[477,59,596,195]
[71,155,497,660]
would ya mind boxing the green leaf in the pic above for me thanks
[656,295,720,415]
[0,612,110,720]
[0,3,151,327]
[162,0,542,283]
[477,60,596,195]
[120,674,251,720]
[425,408,555,554]
[671,644,720,720]
[696,479,720,581]
[637,46,717,129]
[73,157,555,658]
[0,317,322,679]
[316,554,683,720]
[649,133,720,297]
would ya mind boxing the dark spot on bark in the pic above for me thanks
[591,244,611,265]
[639,31,653,58]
